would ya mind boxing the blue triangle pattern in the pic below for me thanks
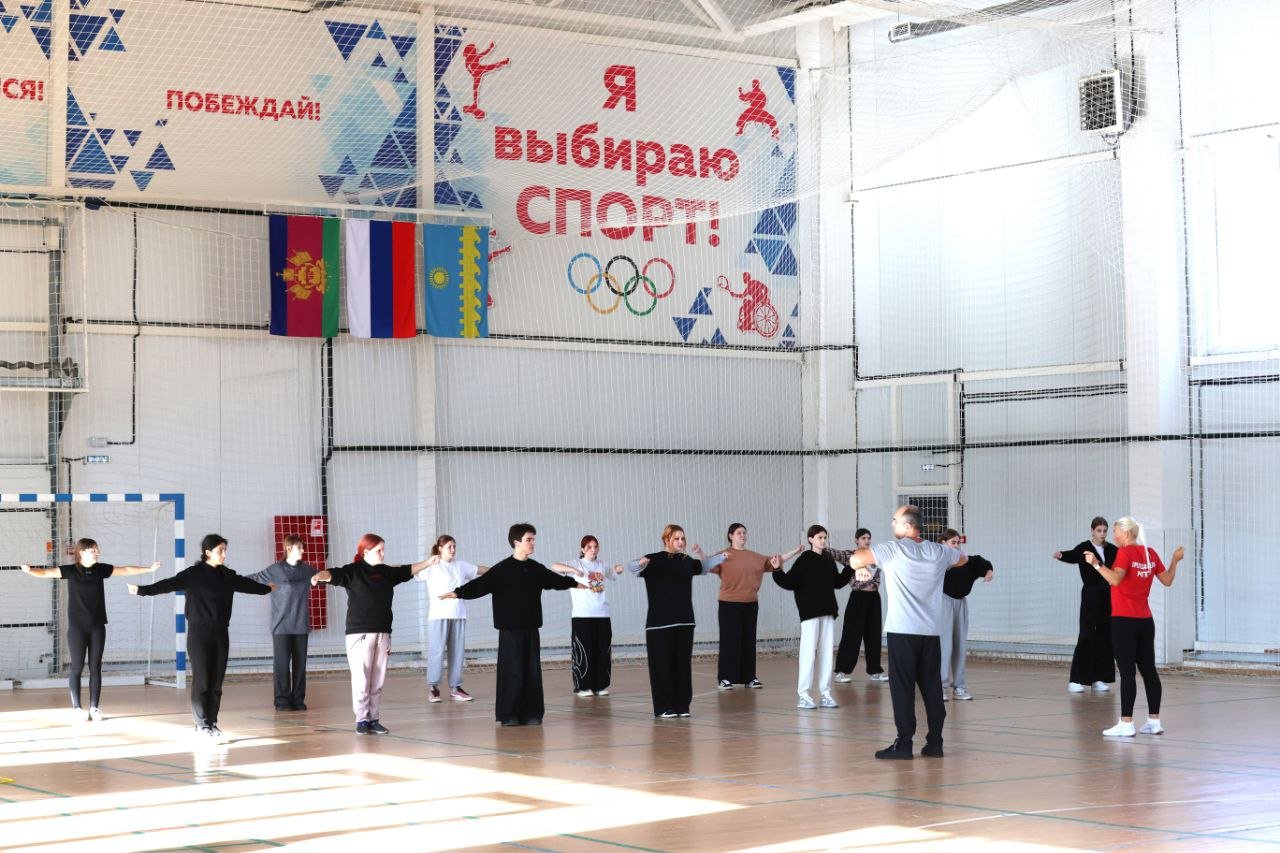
[390,34,415,59]
[434,33,463,85]
[66,92,88,126]
[393,68,409,85]
[371,52,386,68]
[434,181,460,206]
[23,0,51,23]
[154,118,167,127]
[689,287,712,316]
[393,129,416,166]
[68,13,106,54]
[99,25,123,51]
[110,154,128,170]
[775,200,797,232]
[324,20,367,61]
[754,210,785,236]
[70,133,115,174]
[777,66,796,104]
[68,176,114,188]
[338,155,357,175]
[459,190,482,210]
[318,175,344,197]
[710,328,727,345]
[783,324,794,338]
[754,238,783,269]
[399,187,417,208]
[370,133,409,169]
[434,121,460,156]
[773,159,797,198]
[449,150,462,164]
[745,240,757,255]
[64,128,88,165]
[371,172,409,189]
[68,42,79,62]
[130,170,153,191]
[97,127,114,144]
[1,14,17,31]
[145,143,174,170]
[394,90,416,129]
[359,174,376,189]
[673,316,696,342]
[123,129,142,146]
[791,303,799,317]
[110,7,123,22]
[772,245,798,276]
[367,20,385,39]
[30,24,51,57]
[448,106,462,121]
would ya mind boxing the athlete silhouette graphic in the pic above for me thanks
[462,42,510,121]
[735,79,779,139]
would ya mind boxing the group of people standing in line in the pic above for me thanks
[20,507,1182,754]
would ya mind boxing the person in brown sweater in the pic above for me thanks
[710,523,802,690]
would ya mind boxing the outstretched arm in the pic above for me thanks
[550,562,585,577]
[1082,550,1125,586]
[310,569,332,586]
[1156,546,1185,587]
[116,562,162,577]
[20,565,61,579]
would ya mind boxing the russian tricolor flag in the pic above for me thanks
[344,219,418,338]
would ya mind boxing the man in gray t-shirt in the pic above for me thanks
[850,505,966,760]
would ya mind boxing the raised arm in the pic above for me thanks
[1156,546,1185,587]
[1055,543,1085,563]
[115,561,162,577]
[626,556,651,576]
[550,562,585,577]
[20,565,61,579]
[310,569,332,586]
[408,557,435,576]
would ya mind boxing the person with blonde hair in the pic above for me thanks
[627,525,725,718]
[1083,517,1185,737]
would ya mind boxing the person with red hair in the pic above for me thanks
[312,533,432,734]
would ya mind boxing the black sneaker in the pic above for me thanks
[356,720,373,735]
[499,719,523,727]
[875,738,914,760]
[524,718,542,726]
[367,720,390,735]
[658,710,678,718]
[921,741,944,758]
[292,702,308,711]
[717,679,733,690]
[746,678,763,689]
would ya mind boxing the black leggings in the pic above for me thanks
[67,625,107,709]
[1111,616,1160,717]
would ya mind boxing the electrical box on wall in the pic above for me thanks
[273,515,328,631]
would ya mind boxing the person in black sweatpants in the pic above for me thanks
[1054,516,1118,692]
[21,537,159,720]
[131,534,272,740]
[830,529,886,682]
[446,523,582,726]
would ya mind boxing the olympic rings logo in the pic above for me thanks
[566,253,676,317]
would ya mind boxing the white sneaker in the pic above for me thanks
[595,688,610,696]
[574,689,594,698]
[1092,681,1111,692]
[1102,720,1136,737]
[796,693,817,709]
[942,691,950,702]
[1068,682,1086,693]
[868,673,889,682]
[833,672,853,684]
[818,693,838,708]
[1139,719,1164,735]
[952,688,972,701]
[88,707,103,721]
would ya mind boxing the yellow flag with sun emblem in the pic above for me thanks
[424,223,488,338]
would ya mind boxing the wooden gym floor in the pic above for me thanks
[1,657,1278,851]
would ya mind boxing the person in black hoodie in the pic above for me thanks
[443,523,584,727]
[938,530,994,701]
[1053,516,1118,694]
[773,524,852,709]
[130,534,273,740]
[626,524,725,718]
[312,533,433,735]
[23,538,160,721]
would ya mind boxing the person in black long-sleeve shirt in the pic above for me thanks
[130,533,272,739]
[1053,516,1118,693]
[773,524,853,709]
[938,530,994,701]
[444,523,583,726]
[625,524,725,718]
[311,533,432,734]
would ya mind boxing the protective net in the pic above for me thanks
[2,0,1277,685]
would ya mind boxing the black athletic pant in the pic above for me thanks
[886,632,946,747]
[66,624,106,709]
[272,633,309,709]
[717,601,759,684]
[1111,616,1160,717]
[1069,586,1115,685]
[495,628,545,724]
[187,623,230,729]
[835,591,884,675]
[571,617,612,693]
[646,625,694,716]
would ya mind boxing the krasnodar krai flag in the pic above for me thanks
[269,215,340,338]
[344,219,418,338]
[424,223,489,338]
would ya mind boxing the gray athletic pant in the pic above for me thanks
[427,618,466,688]
[939,596,969,691]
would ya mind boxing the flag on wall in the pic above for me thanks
[269,215,340,338]
[423,223,489,338]
[344,219,418,339]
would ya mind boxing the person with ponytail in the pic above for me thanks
[551,535,624,697]
[1083,517,1185,737]
[1053,516,1118,693]
[772,524,852,710]
[311,534,433,734]
[22,539,160,721]
[417,535,488,703]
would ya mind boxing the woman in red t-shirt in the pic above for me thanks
[1083,517,1185,738]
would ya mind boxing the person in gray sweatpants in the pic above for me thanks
[418,535,489,703]
[249,534,317,711]
[937,530,994,702]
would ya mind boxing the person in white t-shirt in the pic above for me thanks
[419,535,489,703]
[551,535,624,697]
